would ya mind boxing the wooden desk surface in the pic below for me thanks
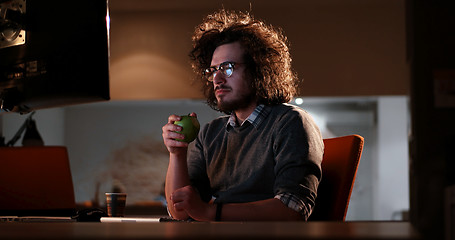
[0,221,420,240]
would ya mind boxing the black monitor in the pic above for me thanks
[0,0,110,114]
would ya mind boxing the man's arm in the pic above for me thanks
[170,187,301,221]
[165,152,191,220]
[162,114,195,220]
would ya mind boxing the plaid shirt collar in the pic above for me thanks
[227,104,270,129]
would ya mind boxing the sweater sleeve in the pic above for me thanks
[272,108,324,219]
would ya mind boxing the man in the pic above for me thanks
[162,9,323,221]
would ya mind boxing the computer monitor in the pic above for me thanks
[0,0,110,114]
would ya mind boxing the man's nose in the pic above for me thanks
[212,71,226,84]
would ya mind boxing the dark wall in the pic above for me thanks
[408,1,455,239]
[108,0,408,100]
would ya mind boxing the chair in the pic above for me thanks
[0,146,76,216]
[308,134,364,221]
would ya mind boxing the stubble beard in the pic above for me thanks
[216,91,256,113]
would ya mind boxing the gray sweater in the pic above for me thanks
[187,104,323,214]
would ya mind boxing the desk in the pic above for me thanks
[0,221,420,240]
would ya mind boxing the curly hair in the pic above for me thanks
[189,9,299,112]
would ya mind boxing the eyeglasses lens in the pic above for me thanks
[205,62,234,81]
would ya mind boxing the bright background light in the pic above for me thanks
[294,98,304,105]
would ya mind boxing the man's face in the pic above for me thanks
[210,42,255,112]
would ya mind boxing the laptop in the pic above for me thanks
[0,146,77,220]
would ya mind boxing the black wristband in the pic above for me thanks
[215,203,223,221]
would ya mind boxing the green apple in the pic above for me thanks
[174,115,200,143]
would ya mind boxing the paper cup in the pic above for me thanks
[105,193,127,217]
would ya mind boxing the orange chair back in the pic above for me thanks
[0,146,76,216]
[308,135,364,221]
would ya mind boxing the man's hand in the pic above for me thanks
[170,185,215,221]
[162,113,197,155]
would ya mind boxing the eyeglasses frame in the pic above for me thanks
[203,61,244,82]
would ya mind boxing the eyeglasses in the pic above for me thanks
[203,61,243,82]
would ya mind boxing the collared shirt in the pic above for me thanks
[225,104,310,219]
[227,104,267,128]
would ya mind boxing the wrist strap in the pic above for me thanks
[215,203,223,221]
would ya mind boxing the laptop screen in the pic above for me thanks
[0,146,76,216]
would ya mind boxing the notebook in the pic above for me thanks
[0,146,77,217]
